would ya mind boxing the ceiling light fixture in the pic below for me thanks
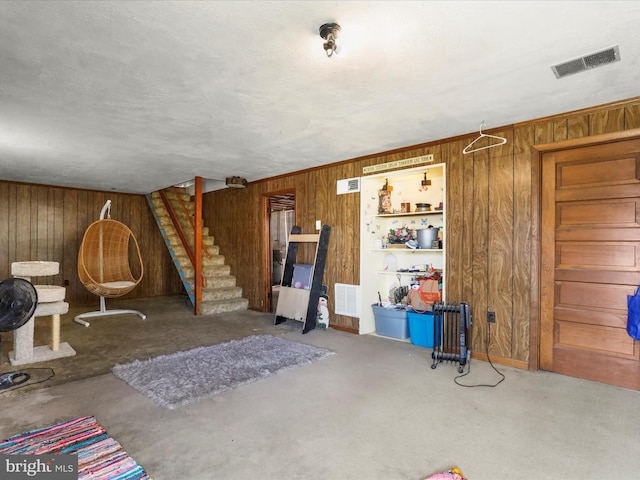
[319,23,341,58]
[225,176,247,188]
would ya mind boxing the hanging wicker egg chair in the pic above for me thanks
[78,219,144,298]
[74,200,146,327]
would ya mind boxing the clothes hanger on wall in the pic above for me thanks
[462,121,507,154]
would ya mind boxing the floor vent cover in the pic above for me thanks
[551,45,620,79]
[334,283,360,317]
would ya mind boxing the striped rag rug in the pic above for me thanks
[0,416,151,479]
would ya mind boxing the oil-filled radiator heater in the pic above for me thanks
[431,302,472,373]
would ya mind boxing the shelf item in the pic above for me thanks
[376,270,429,275]
[372,305,410,339]
[382,253,398,272]
[369,248,443,253]
[376,210,443,218]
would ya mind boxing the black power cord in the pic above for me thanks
[454,322,505,388]
[0,368,55,392]
[0,371,30,389]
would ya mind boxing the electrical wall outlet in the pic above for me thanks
[487,311,496,323]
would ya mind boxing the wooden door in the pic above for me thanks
[540,138,640,390]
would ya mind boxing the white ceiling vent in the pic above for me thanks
[551,45,620,79]
[334,283,360,317]
[336,177,361,195]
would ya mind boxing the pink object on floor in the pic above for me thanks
[423,467,466,480]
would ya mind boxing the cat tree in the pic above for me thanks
[9,261,76,365]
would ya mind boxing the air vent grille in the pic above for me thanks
[334,283,360,317]
[551,45,620,79]
[336,177,361,195]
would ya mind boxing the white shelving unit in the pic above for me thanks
[359,163,446,335]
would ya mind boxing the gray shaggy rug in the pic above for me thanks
[111,334,334,409]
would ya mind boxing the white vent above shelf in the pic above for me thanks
[337,177,361,195]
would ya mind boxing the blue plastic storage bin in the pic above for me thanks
[371,304,410,339]
[407,311,435,348]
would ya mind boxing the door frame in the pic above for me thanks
[261,189,296,313]
[529,127,640,370]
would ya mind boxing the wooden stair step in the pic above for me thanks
[176,255,231,277]
[199,297,249,315]
[201,286,243,302]
[185,275,238,290]
[150,190,192,203]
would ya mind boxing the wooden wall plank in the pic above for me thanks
[30,185,38,262]
[444,140,464,303]
[589,107,625,134]
[0,182,9,280]
[8,183,17,272]
[127,194,143,296]
[624,104,640,129]
[15,184,31,265]
[46,187,55,262]
[471,146,490,351]
[535,120,554,145]
[53,188,64,284]
[62,189,78,300]
[33,186,49,284]
[487,129,514,358]
[567,115,589,139]
[461,136,476,308]
[37,186,49,259]
[553,119,568,142]
[512,125,534,362]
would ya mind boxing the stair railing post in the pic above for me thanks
[194,176,203,315]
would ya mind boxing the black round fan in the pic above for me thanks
[0,278,38,332]
[0,278,38,390]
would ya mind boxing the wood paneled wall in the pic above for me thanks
[203,97,640,366]
[0,183,183,305]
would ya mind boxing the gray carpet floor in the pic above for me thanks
[1,295,639,480]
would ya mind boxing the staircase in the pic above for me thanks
[146,188,249,315]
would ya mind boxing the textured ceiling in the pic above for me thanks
[1,1,639,193]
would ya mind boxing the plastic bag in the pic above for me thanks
[408,278,441,313]
[627,286,640,340]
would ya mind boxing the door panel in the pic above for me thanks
[554,306,625,328]
[556,155,639,188]
[557,200,639,227]
[541,138,640,390]
[556,321,636,358]
[556,281,633,310]
[556,242,638,269]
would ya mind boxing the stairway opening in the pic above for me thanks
[266,191,295,313]
[147,187,249,315]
